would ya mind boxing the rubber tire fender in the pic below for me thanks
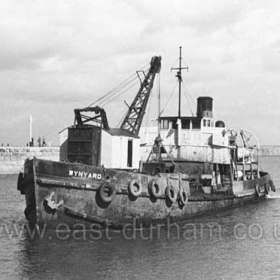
[264,183,270,194]
[178,188,188,206]
[99,183,116,203]
[165,185,177,203]
[255,183,261,197]
[269,180,276,192]
[128,179,143,197]
[148,179,161,198]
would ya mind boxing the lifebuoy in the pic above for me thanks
[99,183,116,203]
[255,184,261,197]
[128,180,143,197]
[148,179,161,198]
[165,185,177,203]
[178,188,188,206]
[269,180,276,192]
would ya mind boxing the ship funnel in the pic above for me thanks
[196,96,213,118]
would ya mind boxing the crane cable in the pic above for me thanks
[88,75,138,107]
[99,78,139,107]
[88,62,150,108]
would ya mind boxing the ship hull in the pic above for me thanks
[18,158,274,230]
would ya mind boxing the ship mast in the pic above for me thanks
[157,74,161,137]
[171,46,188,118]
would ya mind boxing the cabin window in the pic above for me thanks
[207,120,211,127]
[203,119,207,127]
[160,120,169,129]
[182,119,190,129]
[171,120,177,129]
[192,119,201,129]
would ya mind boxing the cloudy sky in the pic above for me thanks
[0,0,280,146]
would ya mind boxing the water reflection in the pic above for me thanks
[2,156,280,279]
[13,198,280,280]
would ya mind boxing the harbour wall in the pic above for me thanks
[259,146,280,156]
[0,147,59,174]
[0,145,279,174]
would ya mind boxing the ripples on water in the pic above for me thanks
[1,157,280,280]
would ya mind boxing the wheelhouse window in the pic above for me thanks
[171,120,177,129]
[203,119,212,127]
[182,119,190,129]
[160,120,169,129]
[192,119,201,129]
[203,119,207,127]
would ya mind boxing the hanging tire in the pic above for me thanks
[255,183,261,197]
[165,185,177,203]
[264,183,270,194]
[148,179,161,198]
[178,188,188,206]
[128,180,143,197]
[99,183,116,203]
[269,180,276,192]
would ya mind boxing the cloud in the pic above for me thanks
[0,0,280,145]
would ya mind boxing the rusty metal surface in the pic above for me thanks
[15,158,273,229]
[67,126,101,166]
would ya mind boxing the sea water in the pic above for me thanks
[1,157,280,280]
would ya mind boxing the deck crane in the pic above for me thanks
[66,55,161,167]
[73,56,161,136]
[120,56,161,135]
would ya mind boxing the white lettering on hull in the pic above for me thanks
[69,169,102,180]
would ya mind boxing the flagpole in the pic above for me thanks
[29,115,33,145]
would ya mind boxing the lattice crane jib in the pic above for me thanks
[120,56,161,135]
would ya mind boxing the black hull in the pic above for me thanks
[18,158,274,230]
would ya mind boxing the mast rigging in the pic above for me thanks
[171,46,188,118]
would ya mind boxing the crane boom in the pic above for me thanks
[120,56,161,135]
